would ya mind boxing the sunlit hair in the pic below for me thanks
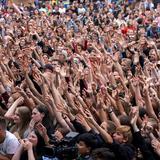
[116,125,133,143]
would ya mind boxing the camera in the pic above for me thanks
[43,132,79,160]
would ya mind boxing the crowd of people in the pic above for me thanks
[0,0,160,160]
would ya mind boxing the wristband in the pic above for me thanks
[108,110,113,114]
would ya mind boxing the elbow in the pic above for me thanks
[4,114,13,120]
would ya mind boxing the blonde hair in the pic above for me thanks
[116,125,132,143]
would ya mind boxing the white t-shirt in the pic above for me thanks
[0,131,20,155]
[59,8,66,14]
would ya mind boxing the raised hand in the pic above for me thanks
[84,109,95,124]
[35,123,47,136]
[130,107,139,126]
[151,139,160,156]
[33,72,43,86]
[21,139,33,151]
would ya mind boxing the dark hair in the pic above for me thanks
[118,115,131,126]
[34,129,46,156]
[44,64,53,72]
[20,129,46,160]
[77,133,98,150]
[0,117,7,129]
[36,105,54,137]
[91,148,116,160]
[139,107,147,119]
[36,105,50,125]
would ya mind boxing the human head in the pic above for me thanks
[149,49,158,62]
[77,133,98,156]
[31,105,49,125]
[27,129,46,158]
[44,64,53,73]
[91,148,116,160]
[13,106,31,126]
[113,125,132,144]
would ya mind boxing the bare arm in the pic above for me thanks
[4,97,24,120]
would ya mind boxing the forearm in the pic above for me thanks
[92,120,113,144]
[0,69,9,88]
[0,154,12,160]
[12,3,22,14]
[154,45,160,60]
[135,86,143,107]
[55,73,60,88]
[12,145,23,160]
[77,95,88,109]
[114,62,125,82]
[51,81,62,106]
[25,73,43,100]
[28,149,35,160]
[31,94,44,106]
[65,92,77,111]
[65,118,75,131]
[107,94,117,109]
[116,99,126,115]
[44,102,54,117]
[145,92,157,120]
[22,94,35,110]
[54,109,71,131]
[108,111,121,127]
[5,64,16,81]
[4,97,24,119]
[108,73,116,86]
[143,67,150,78]
[98,108,108,123]
[50,100,70,131]
[1,63,9,75]
[31,59,41,68]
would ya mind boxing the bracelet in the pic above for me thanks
[108,110,113,114]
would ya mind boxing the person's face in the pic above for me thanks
[17,29,21,36]
[13,108,21,124]
[127,30,136,41]
[34,10,38,15]
[20,39,25,47]
[43,55,49,63]
[77,141,90,156]
[139,37,146,45]
[121,59,130,71]
[37,27,42,33]
[152,22,157,28]
[139,28,146,37]
[28,131,38,146]
[31,108,44,123]
[113,132,124,143]
[149,50,157,62]
[77,45,82,52]
[59,54,65,62]
[91,83,97,91]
